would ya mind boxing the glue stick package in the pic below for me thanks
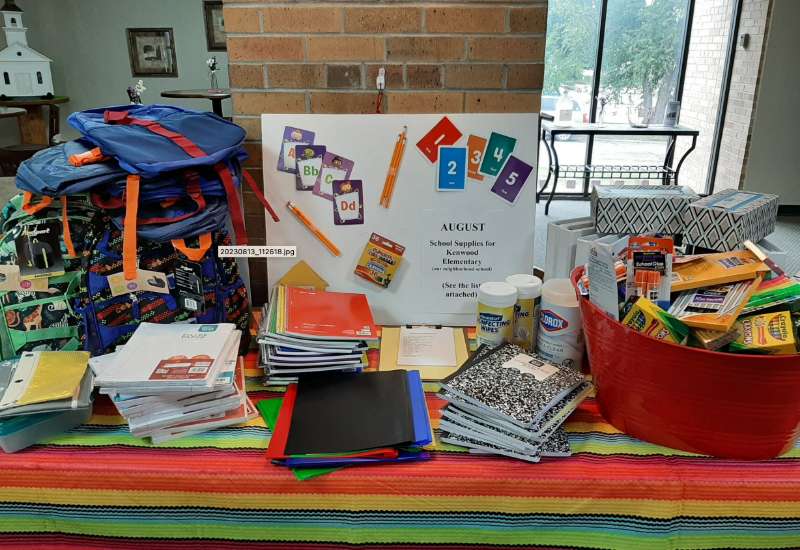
[625,236,674,310]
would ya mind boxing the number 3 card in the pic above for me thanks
[332,180,364,225]
[437,147,467,191]
[480,132,517,176]
[467,135,487,182]
[490,155,533,204]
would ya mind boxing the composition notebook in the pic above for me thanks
[441,343,586,428]
[284,370,417,455]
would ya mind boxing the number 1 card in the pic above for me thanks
[437,147,467,191]
[490,155,533,204]
[480,132,517,176]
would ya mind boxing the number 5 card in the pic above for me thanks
[490,155,533,204]
[437,147,467,191]
[480,132,517,176]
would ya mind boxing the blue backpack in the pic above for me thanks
[67,104,279,280]
[75,214,251,356]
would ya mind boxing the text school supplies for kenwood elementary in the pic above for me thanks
[262,114,538,326]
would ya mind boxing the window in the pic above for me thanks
[539,0,692,196]
[10,17,16,26]
[36,71,42,84]
[2,72,9,86]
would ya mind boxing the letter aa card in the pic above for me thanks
[437,147,467,191]
[295,145,326,191]
[332,180,364,225]
[490,155,533,204]
[277,126,315,173]
[416,116,462,163]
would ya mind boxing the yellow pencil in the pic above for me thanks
[286,201,341,257]
[380,126,407,208]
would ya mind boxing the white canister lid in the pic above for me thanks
[505,274,543,299]
[478,282,517,308]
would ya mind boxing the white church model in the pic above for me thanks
[0,0,53,99]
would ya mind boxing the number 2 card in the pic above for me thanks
[490,155,533,204]
[437,147,467,191]
[480,132,517,176]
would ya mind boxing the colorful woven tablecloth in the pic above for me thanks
[0,389,798,549]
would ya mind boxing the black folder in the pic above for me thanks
[284,370,416,455]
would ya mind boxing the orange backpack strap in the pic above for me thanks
[21,192,53,215]
[68,147,108,167]
[60,197,77,258]
[122,175,140,281]
[171,232,213,262]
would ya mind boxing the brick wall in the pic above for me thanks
[715,0,771,191]
[675,0,772,194]
[223,0,548,304]
[674,0,734,193]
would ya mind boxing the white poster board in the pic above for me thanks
[262,113,538,326]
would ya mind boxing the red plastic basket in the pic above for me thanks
[572,267,800,459]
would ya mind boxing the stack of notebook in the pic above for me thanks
[258,286,379,385]
[439,343,592,463]
[264,370,432,472]
[0,351,93,453]
[91,323,256,443]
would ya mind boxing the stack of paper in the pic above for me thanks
[257,286,379,385]
[439,343,592,463]
[90,323,256,443]
[0,351,93,453]
[264,370,432,472]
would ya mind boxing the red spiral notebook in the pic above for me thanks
[283,287,378,341]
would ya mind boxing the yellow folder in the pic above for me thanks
[17,351,89,406]
[379,327,468,381]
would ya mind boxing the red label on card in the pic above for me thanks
[416,116,463,163]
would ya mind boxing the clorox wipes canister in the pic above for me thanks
[536,278,584,370]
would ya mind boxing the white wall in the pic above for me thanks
[0,0,230,146]
[742,0,800,206]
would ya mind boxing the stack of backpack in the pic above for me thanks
[0,104,279,358]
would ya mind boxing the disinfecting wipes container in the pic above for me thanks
[506,274,542,352]
[477,282,517,347]
[536,278,584,370]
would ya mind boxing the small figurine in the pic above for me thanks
[207,56,219,90]
[127,79,146,104]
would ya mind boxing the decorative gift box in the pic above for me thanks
[682,189,779,251]
[591,184,699,235]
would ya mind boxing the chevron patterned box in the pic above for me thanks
[682,190,779,251]
[591,185,699,235]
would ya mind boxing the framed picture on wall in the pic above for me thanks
[203,1,226,51]
[126,28,178,77]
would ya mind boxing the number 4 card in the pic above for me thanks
[437,147,467,191]
[480,132,517,177]
[490,155,534,204]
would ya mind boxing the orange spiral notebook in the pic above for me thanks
[283,287,378,341]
